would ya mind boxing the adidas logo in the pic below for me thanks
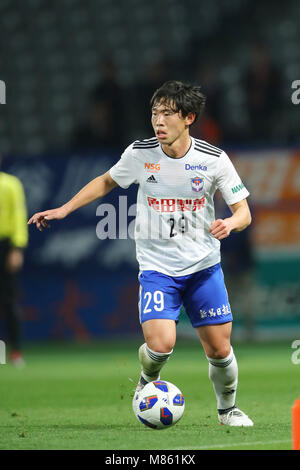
[146,175,157,183]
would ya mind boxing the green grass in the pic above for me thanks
[0,339,297,450]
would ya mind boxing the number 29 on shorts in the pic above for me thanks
[142,290,164,314]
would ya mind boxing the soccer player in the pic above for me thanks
[28,81,253,426]
[0,157,28,366]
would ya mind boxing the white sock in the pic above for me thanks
[206,347,238,412]
[138,343,173,382]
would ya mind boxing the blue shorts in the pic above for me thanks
[138,263,232,328]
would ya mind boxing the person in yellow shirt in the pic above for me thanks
[0,157,28,365]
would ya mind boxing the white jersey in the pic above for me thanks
[109,136,249,277]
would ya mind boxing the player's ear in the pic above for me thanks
[185,112,196,126]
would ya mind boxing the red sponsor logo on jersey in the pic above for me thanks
[145,163,160,172]
[147,196,205,212]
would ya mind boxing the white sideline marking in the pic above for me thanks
[167,439,291,450]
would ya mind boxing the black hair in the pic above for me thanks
[150,80,206,125]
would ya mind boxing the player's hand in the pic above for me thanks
[27,206,68,231]
[209,218,233,240]
[6,248,24,272]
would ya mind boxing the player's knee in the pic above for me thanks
[142,320,176,353]
[207,344,231,360]
[145,338,175,354]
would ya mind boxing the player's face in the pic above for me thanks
[151,101,194,146]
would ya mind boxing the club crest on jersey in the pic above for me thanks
[191,177,204,192]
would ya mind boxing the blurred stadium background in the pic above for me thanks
[0,0,300,346]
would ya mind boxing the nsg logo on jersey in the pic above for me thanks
[145,163,160,173]
[191,177,204,193]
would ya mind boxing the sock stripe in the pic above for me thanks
[146,346,172,363]
[207,356,234,368]
[218,405,236,415]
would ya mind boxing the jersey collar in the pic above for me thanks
[159,137,194,160]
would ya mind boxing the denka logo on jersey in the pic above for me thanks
[145,163,160,173]
[185,163,207,171]
[147,196,205,212]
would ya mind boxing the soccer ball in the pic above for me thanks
[132,380,185,430]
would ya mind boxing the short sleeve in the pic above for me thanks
[109,144,138,189]
[215,152,250,205]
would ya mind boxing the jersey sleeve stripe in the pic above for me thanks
[133,141,159,146]
[134,137,158,145]
[135,137,158,142]
[194,145,221,157]
[133,143,160,149]
[194,139,222,154]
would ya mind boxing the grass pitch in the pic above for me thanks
[0,339,297,450]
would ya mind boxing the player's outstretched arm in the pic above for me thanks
[28,171,118,231]
[209,198,251,240]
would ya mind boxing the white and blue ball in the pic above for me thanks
[133,380,185,430]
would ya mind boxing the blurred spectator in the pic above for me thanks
[192,116,222,146]
[70,99,120,152]
[70,58,125,151]
[90,58,126,144]
[242,42,283,144]
[133,58,170,136]
[191,64,223,145]
[0,157,28,365]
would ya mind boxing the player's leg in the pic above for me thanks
[137,318,176,387]
[135,270,183,391]
[142,318,176,353]
[196,322,237,410]
[196,321,232,359]
[183,263,253,426]
[196,322,252,426]
[3,299,23,351]
[0,243,24,366]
